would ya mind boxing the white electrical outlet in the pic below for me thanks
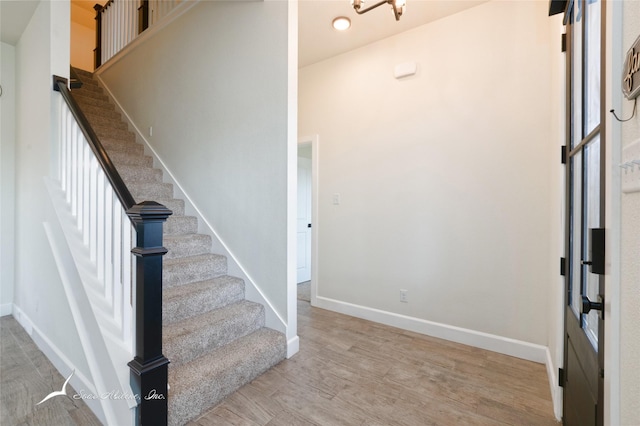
[332,193,341,205]
[400,289,408,303]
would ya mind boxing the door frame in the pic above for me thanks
[298,135,319,305]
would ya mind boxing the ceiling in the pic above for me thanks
[1,0,486,67]
[298,0,487,67]
[0,1,39,45]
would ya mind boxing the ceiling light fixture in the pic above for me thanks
[352,0,406,21]
[332,16,352,31]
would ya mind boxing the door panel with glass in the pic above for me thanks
[563,0,605,425]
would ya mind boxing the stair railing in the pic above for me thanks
[53,75,171,425]
[94,0,182,69]
[94,0,140,68]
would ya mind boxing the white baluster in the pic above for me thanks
[82,141,91,243]
[122,220,134,347]
[105,185,115,307]
[89,156,98,262]
[96,168,106,282]
[61,107,69,189]
[71,124,78,207]
[113,198,123,329]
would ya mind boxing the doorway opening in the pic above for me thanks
[297,135,318,305]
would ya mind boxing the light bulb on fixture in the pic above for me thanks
[332,17,351,31]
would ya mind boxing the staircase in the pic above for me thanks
[70,68,286,426]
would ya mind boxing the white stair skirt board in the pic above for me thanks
[315,296,562,421]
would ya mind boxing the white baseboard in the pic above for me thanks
[315,296,548,363]
[0,303,12,317]
[11,305,107,424]
[286,335,300,359]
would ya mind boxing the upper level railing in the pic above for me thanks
[53,75,172,425]
[94,0,182,68]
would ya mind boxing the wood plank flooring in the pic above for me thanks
[1,301,559,426]
[191,300,559,426]
[0,316,101,426]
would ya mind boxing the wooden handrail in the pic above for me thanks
[53,75,136,210]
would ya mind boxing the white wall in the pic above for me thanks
[71,20,94,72]
[619,1,640,423]
[98,1,292,331]
[1,42,17,316]
[70,2,95,72]
[12,0,92,380]
[299,1,561,352]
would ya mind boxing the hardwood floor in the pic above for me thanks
[1,301,559,426]
[0,316,101,426]
[190,300,559,426]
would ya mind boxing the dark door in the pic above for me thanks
[563,0,605,425]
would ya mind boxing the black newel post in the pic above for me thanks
[94,3,103,69]
[127,201,172,426]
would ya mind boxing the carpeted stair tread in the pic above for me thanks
[76,102,118,117]
[164,300,264,367]
[84,112,129,130]
[92,124,136,142]
[155,198,184,216]
[167,328,286,426]
[163,253,227,288]
[164,215,198,235]
[117,165,163,184]
[163,275,244,325]
[71,90,111,106]
[164,233,212,259]
[128,181,174,200]
[75,83,103,96]
[101,139,145,156]
[108,151,153,168]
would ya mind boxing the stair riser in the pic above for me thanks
[86,114,129,130]
[105,144,145,157]
[77,102,119,117]
[156,199,185,216]
[101,137,143,152]
[119,167,163,184]
[165,303,264,368]
[164,216,198,235]
[163,277,244,325]
[163,256,227,288]
[94,126,136,142]
[129,182,174,200]
[165,234,212,259]
[76,84,103,95]
[73,92,111,106]
[109,152,153,168]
